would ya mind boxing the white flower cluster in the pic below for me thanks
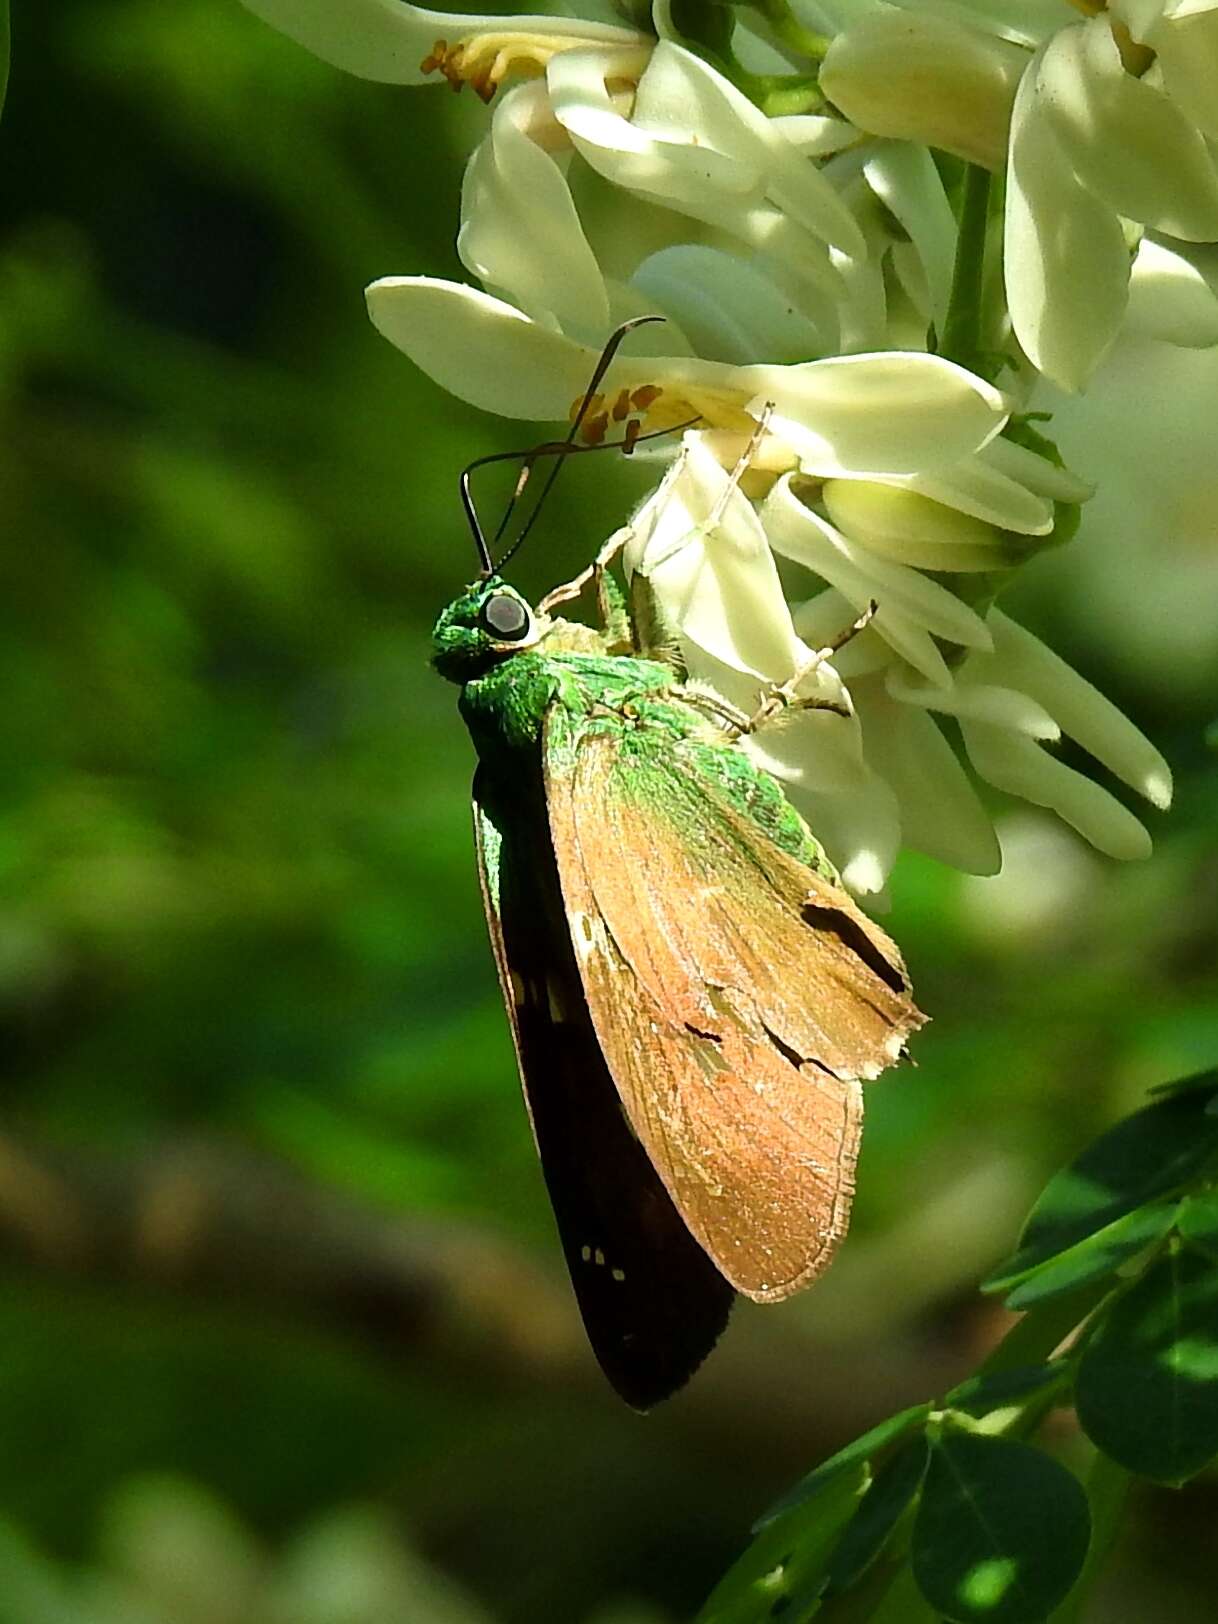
[235,0,1183,892]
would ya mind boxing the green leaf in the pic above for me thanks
[1177,1190,1218,1259]
[984,1084,1218,1293]
[974,1282,1114,1381]
[824,1436,930,1597]
[697,1467,866,1624]
[1004,1202,1178,1310]
[1147,1068,1218,1100]
[1075,1241,1218,1484]
[911,1431,1090,1624]
[0,0,8,121]
[944,1363,1064,1420]
[754,1404,932,1529]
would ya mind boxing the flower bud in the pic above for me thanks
[820,8,1028,172]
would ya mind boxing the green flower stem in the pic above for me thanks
[940,165,993,377]
[669,0,823,112]
[745,72,823,116]
[748,0,830,62]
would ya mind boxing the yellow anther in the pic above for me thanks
[569,391,605,421]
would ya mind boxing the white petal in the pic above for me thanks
[894,456,1054,535]
[363,276,738,424]
[1004,46,1130,391]
[826,187,892,355]
[961,721,1153,859]
[887,666,1061,738]
[629,43,865,256]
[820,7,1028,171]
[458,83,610,339]
[1038,18,1218,240]
[782,766,904,895]
[367,280,1008,475]
[548,42,866,263]
[791,590,894,682]
[755,352,1008,478]
[629,439,803,680]
[747,698,902,892]
[1127,234,1218,346]
[763,477,996,658]
[820,480,1012,573]
[1161,0,1218,21]
[852,676,1002,873]
[236,0,642,82]
[988,610,1173,807]
[365,277,598,416]
[863,143,957,335]
[978,434,1094,505]
[1111,0,1169,39]
[772,113,861,157]
[629,245,830,364]
[899,0,1067,49]
[788,552,956,690]
[1151,5,1218,141]
[549,45,758,205]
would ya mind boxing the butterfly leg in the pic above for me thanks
[737,601,878,735]
[537,527,634,650]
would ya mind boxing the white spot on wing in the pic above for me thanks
[571,910,607,961]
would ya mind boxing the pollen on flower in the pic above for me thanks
[419,32,596,102]
[568,384,670,448]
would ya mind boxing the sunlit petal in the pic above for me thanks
[820,482,1013,574]
[1150,3,1218,141]
[629,43,865,257]
[961,721,1153,859]
[986,611,1173,807]
[820,7,1027,170]
[863,143,957,334]
[764,478,995,653]
[1127,234,1218,346]
[1004,46,1130,391]
[458,83,610,338]
[1038,17,1218,241]
[760,352,1008,477]
[629,244,831,364]
[852,677,1002,874]
[887,668,1061,739]
[237,0,644,83]
[627,438,804,680]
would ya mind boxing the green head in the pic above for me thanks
[431,576,546,685]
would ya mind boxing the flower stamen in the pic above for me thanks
[419,32,648,103]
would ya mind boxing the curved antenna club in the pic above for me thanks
[457,315,668,578]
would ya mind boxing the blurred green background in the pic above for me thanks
[1,3,1216,1620]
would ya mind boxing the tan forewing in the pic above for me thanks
[543,718,926,1302]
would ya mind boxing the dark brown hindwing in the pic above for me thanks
[474,766,733,1408]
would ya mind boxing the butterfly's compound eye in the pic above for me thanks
[479,591,532,642]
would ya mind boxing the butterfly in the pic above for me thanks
[431,322,926,1407]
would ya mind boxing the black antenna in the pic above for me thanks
[459,315,667,578]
